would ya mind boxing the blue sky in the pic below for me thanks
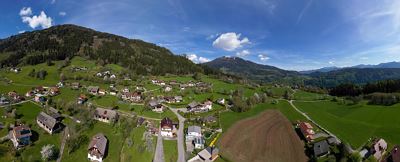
[1,0,400,70]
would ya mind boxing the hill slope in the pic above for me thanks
[203,56,304,83]
[219,110,307,162]
[0,24,202,75]
[305,68,400,87]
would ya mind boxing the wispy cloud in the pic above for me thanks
[296,0,313,25]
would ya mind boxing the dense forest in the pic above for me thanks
[329,79,400,105]
[0,24,202,75]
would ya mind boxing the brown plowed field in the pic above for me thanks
[219,110,307,162]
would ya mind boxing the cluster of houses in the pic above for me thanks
[151,79,212,91]
[9,67,21,73]
[25,86,61,104]
[359,138,391,161]
[70,66,88,72]
[95,71,117,80]
[146,96,183,113]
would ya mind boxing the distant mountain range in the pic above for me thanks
[300,62,400,74]
[204,56,400,87]
[203,56,305,84]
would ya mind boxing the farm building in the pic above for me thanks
[36,112,62,134]
[298,122,315,141]
[313,140,329,157]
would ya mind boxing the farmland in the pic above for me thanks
[294,100,400,148]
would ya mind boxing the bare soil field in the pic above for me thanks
[219,110,307,162]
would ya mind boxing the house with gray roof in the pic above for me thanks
[188,146,219,162]
[36,112,61,134]
[313,140,329,157]
[88,133,108,162]
[9,125,32,149]
[94,108,118,123]
[187,126,202,141]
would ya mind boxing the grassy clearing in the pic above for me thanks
[120,126,155,162]
[293,90,327,101]
[294,101,400,148]
[62,122,124,162]
[163,140,178,162]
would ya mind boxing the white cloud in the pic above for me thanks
[51,0,56,4]
[59,12,67,16]
[212,32,250,51]
[19,7,32,16]
[206,33,219,40]
[198,57,210,63]
[18,30,26,34]
[328,61,335,65]
[21,11,53,29]
[186,54,210,63]
[236,50,250,57]
[258,54,270,61]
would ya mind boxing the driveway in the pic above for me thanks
[169,107,186,162]
[153,127,165,162]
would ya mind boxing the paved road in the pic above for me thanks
[169,107,186,162]
[57,126,69,162]
[153,128,165,162]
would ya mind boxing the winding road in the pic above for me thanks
[168,107,186,162]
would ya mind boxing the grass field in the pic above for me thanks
[62,122,125,162]
[120,126,155,162]
[0,102,62,161]
[293,90,327,101]
[294,101,400,148]
[163,140,178,162]
[220,100,306,132]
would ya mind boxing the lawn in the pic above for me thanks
[0,102,62,161]
[62,122,125,162]
[220,100,306,132]
[163,140,178,162]
[294,101,400,149]
[293,90,327,101]
[120,126,155,162]
[1,62,61,86]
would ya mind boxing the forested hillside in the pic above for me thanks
[0,24,202,75]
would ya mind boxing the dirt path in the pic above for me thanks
[57,126,69,162]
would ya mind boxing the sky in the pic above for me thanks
[1,0,400,70]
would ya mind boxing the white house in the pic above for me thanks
[88,133,107,162]
[187,126,202,140]
[93,108,118,123]
[160,117,174,137]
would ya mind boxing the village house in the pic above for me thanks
[149,100,164,113]
[10,67,21,73]
[109,87,118,96]
[298,122,315,141]
[98,89,106,95]
[164,86,172,92]
[122,92,142,102]
[88,86,100,95]
[34,94,46,103]
[122,87,130,93]
[71,82,81,89]
[78,94,88,104]
[164,96,183,103]
[47,107,62,121]
[57,81,64,88]
[93,108,118,123]
[9,125,32,148]
[8,91,24,102]
[313,140,329,157]
[186,126,202,140]
[193,137,205,149]
[36,112,61,134]
[217,98,225,105]
[25,90,35,97]
[49,87,60,96]
[151,79,166,86]
[187,101,213,113]
[370,138,388,161]
[385,145,400,162]
[88,133,108,162]
[160,117,174,137]
[34,86,46,94]
[188,147,219,162]
[202,115,217,124]
[0,96,9,105]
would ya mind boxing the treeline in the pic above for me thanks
[0,24,202,75]
[329,79,400,105]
